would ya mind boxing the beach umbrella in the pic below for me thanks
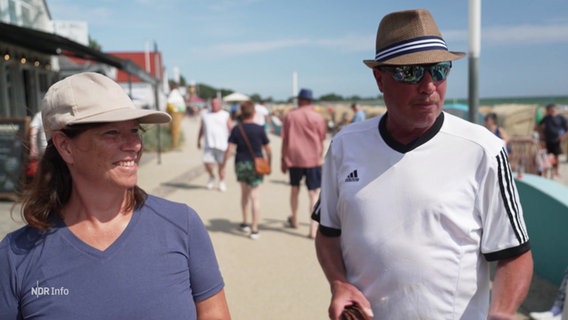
[223,92,250,102]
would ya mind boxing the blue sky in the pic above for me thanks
[48,0,568,101]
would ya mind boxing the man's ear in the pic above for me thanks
[51,131,74,164]
[372,68,384,93]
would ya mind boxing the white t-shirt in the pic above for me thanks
[254,104,269,126]
[314,112,529,319]
[200,109,230,150]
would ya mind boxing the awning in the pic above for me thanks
[0,22,158,85]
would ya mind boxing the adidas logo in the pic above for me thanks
[345,169,360,182]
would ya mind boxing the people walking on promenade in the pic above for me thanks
[484,112,509,145]
[0,72,230,319]
[281,88,327,239]
[350,103,366,123]
[222,100,271,239]
[198,97,233,191]
[254,99,273,132]
[536,103,568,177]
[313,9,532,319]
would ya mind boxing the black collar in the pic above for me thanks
[379,112,444,153]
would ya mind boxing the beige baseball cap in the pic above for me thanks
[42,72,171,139]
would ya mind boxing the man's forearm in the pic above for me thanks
[315,232,347,285]
[488,251,533,319]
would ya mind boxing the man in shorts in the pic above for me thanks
[536,103,568,177]
[198,98,233,191]
[281,88,327,239]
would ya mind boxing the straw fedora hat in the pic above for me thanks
[363,9,465,68]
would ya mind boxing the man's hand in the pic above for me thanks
[280,160,287,174]
[328,281,373,320]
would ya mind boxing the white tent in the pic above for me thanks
[223,92,250,102]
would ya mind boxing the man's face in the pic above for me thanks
[546,106,557,116]
[373,63,448,135]
[211,98,222,112]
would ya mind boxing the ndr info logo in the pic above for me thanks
[31,281,70,298]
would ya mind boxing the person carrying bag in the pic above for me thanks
[222,101,272,239]
[239,124,271,175]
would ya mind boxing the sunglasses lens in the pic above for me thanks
[430,62,452,82]
[392,66,424,83]
[381,62,452,84]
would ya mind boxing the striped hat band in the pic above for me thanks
[375,36,448,63]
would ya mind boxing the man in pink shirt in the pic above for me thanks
[281,88,327,239]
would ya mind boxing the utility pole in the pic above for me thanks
[153,41,163,164]
[468,0,481,123]
[292,71,298,106]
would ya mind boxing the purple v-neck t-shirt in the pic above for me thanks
[0,195,224,319]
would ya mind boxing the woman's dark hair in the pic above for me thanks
[18,123,147,230]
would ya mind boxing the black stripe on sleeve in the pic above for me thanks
[319,225,341,237]
[311,198,321,222]
[312,197,341,237]
[496,148,529,244]
[484,241,531,261]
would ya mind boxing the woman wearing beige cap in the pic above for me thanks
[0,72,231,319]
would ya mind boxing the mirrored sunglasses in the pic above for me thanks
[378,61,452,84]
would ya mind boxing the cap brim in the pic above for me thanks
[363,50,466,68]
[68,108,172,126]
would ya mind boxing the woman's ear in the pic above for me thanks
[51,131,74,164]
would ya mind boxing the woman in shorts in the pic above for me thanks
[222,100,271,239]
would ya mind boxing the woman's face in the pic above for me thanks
[59,120,143,190]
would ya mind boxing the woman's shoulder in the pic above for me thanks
[0,225,45,259]
[144,195,196,216]
[236,122,262,133]
[142,195,202,231]
[244,122,264,131]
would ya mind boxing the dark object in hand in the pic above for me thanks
[340,304,371,320]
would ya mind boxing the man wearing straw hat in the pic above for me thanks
[313,9,533,319]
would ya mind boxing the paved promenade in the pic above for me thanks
[2,115,567,319]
